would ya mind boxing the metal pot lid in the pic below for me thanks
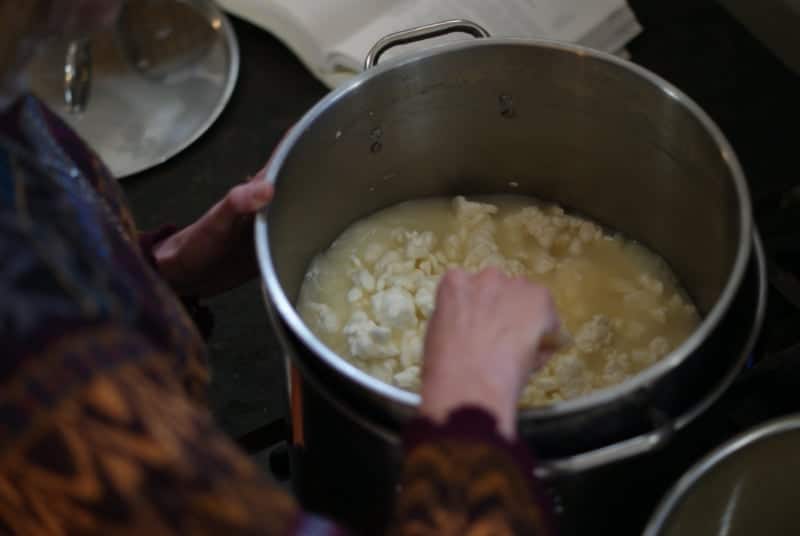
[27,0,239,179]
[645,414,800,536]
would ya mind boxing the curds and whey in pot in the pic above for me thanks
[297,195,700,407]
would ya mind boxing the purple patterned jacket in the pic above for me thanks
[0,95,553,535]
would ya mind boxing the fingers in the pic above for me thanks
[435,268,465,304]
[529,289,562,354]
[534,290,561,338]
[225,180,274,215]
[439,266,505,298]
[438,268,467,290]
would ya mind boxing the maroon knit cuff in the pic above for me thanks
[404,406,556,532]
[138,224,179,271]
[404,406,534,471]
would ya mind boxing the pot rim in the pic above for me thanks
[255,37,753,420]
[643,414,800,535]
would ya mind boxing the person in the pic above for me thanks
[0,1,562,534]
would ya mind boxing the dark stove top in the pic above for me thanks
[759,189,800,357]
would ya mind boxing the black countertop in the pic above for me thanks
[123,0,800,533]
[124,16,328,439]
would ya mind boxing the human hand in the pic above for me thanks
[152,174,273,299]
[420,268,561,439]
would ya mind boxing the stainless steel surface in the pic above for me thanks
[364,19,489,70]
[645,414,800,535]
[256,34,754,463]
[116,0,219,83]
[64,39,91,114]
[29,0,239,179]
[539,432,671,479]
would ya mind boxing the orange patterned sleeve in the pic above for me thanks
[0,327,347,536]
[390,408,556,536]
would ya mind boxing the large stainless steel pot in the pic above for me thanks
[645,415,800,535]
[256,21,762,483]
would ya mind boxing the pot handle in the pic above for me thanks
[535,424,674,479]
[364,19,490,70]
